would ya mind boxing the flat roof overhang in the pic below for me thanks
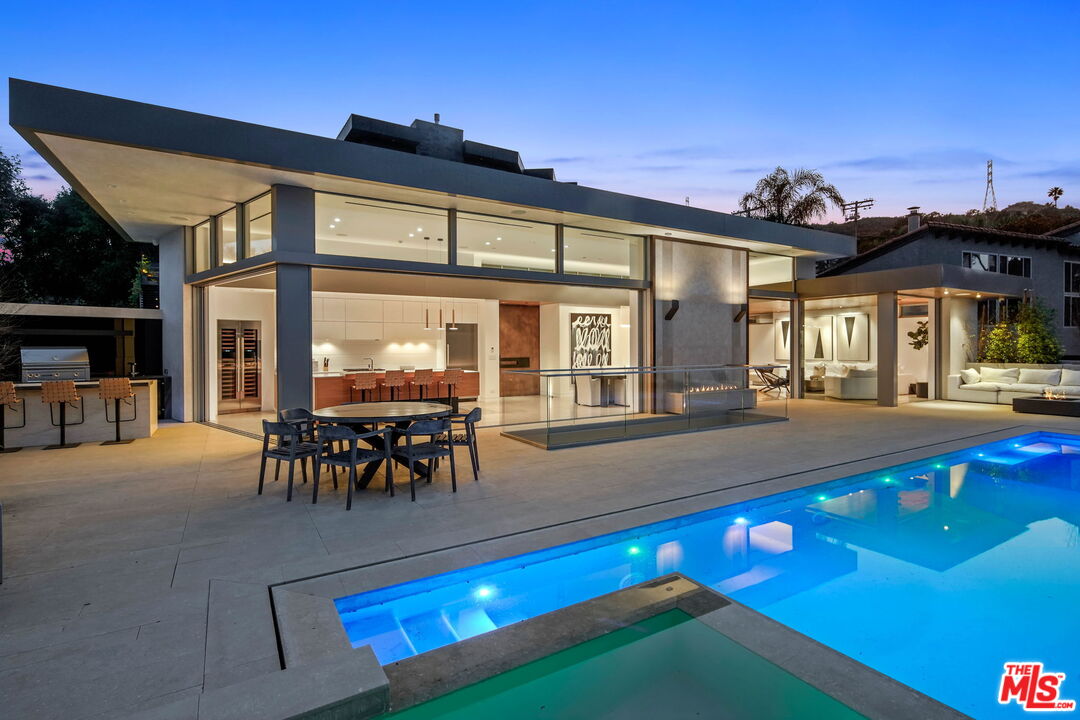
[792,264,1032,300]
[9,79,854,259]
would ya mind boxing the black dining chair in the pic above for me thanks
[314,425,395,510]
[279,408,317,441]
[392,418,456,502]
[436,407,482,482]
[259,420,319,502]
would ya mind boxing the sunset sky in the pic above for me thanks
[3,1,1078,221]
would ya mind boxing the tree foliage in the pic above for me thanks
[979,320,1017,363]
[739,167,845,226]
[0,147,150,307]
[1015,299,1063,364]
[977,299,1063,364]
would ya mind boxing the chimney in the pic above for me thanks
[433,113,440,125]
[907,206,922,233]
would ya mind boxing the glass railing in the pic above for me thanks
[496,365,788,449]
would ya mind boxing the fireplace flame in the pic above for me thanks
[687,384,738,393]
[1044,388,1065,400]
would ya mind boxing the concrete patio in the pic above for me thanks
[1,398,1077,719]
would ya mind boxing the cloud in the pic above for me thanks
[628,164,689,173]
[730,166,770,174]
[635,145,730,160]
[540,156,591,164]
[826,149,1015,172]
[1015,166,1080,180]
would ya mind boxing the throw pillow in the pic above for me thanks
[980,366,1019,384]
[960,368,980,385]
[1061,368,1080,386]
[1018,368,1061,386]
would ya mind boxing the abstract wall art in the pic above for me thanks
[570,313,613,368]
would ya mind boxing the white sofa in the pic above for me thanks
[809,362,878,400]
[947,366,1080,404]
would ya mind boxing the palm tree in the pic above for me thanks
[1048,186,1064,207]
[738,167,845,225]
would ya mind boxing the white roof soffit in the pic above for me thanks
[11,79,855,259]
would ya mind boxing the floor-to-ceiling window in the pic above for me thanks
[802,295,878,403]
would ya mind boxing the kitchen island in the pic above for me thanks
[4,380,158,448]
[313,370,479,408]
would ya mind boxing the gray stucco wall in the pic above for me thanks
[653,240,747,372]
[158,227,192,421]
[839,230,1080,357]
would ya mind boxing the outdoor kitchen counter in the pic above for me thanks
[4,380,158,448]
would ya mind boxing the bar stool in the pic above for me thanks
[349,373,378,403]
[98,378,137,445]
[409,369,435,400]
[41,380,83,450]
[0,381,25,453]
[383,370,406,401]
[440,368,464,413]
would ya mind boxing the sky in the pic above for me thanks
[2,1,1079,222]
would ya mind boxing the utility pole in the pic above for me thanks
[983,160,997,213]
[841,198,875,245]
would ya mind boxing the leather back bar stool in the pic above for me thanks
[383,370,406,401]
[41,380,83,449]
[409,369,435,400]
[0,381,25,453]
[350,373,378,403]
[441,368,464,413]
[98,378,136,445]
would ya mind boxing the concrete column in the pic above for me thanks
[271,185,316,254]
[276,264,313,411]
[877,291,898,407]
[789,299,803,398]
[158,227,193,421]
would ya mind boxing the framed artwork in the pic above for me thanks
[774,317,791,361]
[804,316,834,361]
[836,312,870,361]
[570,313,612,368]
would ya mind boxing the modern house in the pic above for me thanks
[8,78,857,434]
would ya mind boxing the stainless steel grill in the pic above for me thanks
[20,347,91,383]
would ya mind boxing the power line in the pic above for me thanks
[841,198,875,245]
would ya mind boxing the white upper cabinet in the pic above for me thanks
[311,297,324,321]
[346,298,383,322]
[401,301,423,323]
[322,298,346,321]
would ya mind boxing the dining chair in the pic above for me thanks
[350,373,378,402]
[279,408,317,442]
[259,420,319,502]
[409,369,435,400]
[392,418,456,501]
[383,370,407,401]
[436,407,482,482]
[314,424,394,510]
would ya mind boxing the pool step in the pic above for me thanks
[399,609,461,655]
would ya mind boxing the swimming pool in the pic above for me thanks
[336,431,1080,718]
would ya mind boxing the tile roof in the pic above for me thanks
[821,221,1073,277]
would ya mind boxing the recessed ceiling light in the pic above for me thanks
[409,233,414,237]
[333,217,341,222]
[417,227,423,232]
[329,224,336,229]
[496,236,502,241]
[484,241,491,245]
[550,248,556,252]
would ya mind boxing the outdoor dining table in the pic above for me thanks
[311,401,452,489]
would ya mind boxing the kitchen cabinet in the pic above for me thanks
[345,322,383,340]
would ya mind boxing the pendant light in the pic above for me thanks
[424,307,431,330]
[449,307,459,331]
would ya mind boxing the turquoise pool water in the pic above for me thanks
[336,431,1080,718]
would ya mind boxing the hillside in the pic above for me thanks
[813,202,1080,255]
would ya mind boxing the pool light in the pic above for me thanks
[933,463,945,469]
[734,517,749,525]
[883,476,893,483]
[627,545,641,556]
[474,585,494,600]
[816,495,827,502]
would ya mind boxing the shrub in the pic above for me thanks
[980,320,1017,363]
[1016,299,1063,363]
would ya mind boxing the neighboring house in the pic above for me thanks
[820,208,1080,358]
